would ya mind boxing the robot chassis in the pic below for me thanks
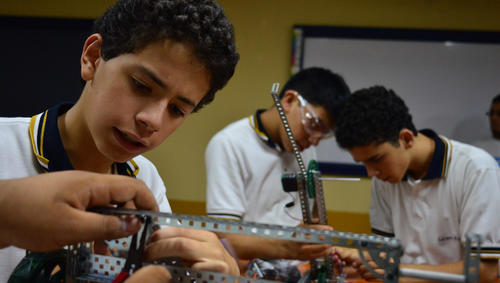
[9,84,483,283]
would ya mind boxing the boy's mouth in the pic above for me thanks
[113,128,146,152]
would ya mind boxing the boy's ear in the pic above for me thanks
[81,33,103,81]
[399,128,415,149]
[280,90,298,113]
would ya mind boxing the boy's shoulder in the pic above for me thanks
[0,116,31,126]
[210,116,253,142]
[448,138,498,172]
[0,117,31,138]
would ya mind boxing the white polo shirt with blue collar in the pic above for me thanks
[370,129,500,265]
[0,103,171,282]
[205,110,317,226]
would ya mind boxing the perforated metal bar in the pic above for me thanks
[295,173,312,224]
[312,171,328,225]
[72,208,483,283]
[73,254,281,283]
[94,208,401,249]
[270,83,313,224]
[71,209,402,283]
[269,83,307,178]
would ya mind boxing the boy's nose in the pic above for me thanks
[136,103,165,135]
[308,134,321,146]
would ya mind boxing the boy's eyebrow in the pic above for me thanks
[365,154,381,162]
[177,96,197,108]
[137,65,197,107]
[137,66,167,89]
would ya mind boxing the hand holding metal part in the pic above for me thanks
[67,208,403,283]
[63,208,485,283]
[113,216,152,283]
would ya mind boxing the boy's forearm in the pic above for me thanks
[401,260,497,283]
[219,233,293,260]
[0,179,16,248]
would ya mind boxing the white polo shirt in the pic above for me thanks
[370,129,500,265]
[472,137,500,165]
[0,103,171,282]
[206,111,317,226]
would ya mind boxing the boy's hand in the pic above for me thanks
[0,171,158,251]
[125,265,171,283]
[145,227,240,276]
[332,246,385,279]
[285,223,334,260]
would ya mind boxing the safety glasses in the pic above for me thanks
[296,93,334,139]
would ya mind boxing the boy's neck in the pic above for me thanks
[407,133,435,180]
[259,107,284,148]
[57,104,114,174]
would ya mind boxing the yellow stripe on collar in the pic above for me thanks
[29,112,49,166]
[128,159,139,176]
[439,136,452,178]
[39,111,48,156]
[248,115,267,139]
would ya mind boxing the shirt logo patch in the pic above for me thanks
[438,235,460,243]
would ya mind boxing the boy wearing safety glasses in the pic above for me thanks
[205,67,350,261]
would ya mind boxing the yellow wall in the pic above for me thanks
[146,0,500,215]
[1,1,499,227]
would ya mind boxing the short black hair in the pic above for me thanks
[335,86,417,149]
[94,0,239,112]
[279,67,350,125]
[492,93,500,104]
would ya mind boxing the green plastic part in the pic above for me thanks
[307,159,319,198]
[316,263,328,283]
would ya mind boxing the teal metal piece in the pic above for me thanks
[307,159,319,198]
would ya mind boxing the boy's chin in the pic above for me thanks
[107,151,139,164]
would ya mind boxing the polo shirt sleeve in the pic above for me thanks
[459,161,500,247]
[205,131,246,220]
[369,178,395,236]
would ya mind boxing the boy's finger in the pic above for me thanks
[144,237,205,262]
[74,176,159,211]
[125,265,171,283]
[68,211,142,243]
[148,227,219,243]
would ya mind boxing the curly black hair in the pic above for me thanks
[335,86,417,149]
[279,67,350,125]
[94,0,239,112]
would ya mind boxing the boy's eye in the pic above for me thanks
[131,77,151,93]
[168,104,186,118]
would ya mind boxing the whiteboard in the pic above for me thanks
[292,26,500,175]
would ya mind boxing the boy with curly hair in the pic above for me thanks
[0,0,239,280]
[334,86,500,282]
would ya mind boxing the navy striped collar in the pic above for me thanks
[29,103,139,176]
[249,109,283,152]
[416,129,451,180]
